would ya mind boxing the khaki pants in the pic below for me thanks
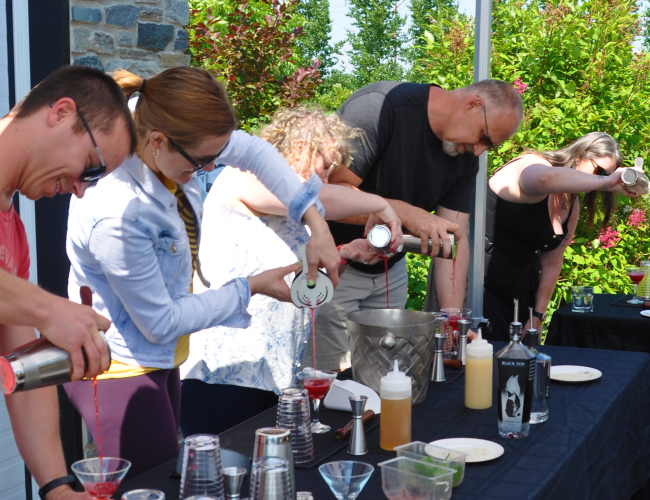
[304,258,408,371]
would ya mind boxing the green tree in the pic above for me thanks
[188,0,321,130]
[406,0,650,334]
[295,0,341,77]
[345,0,408,85]
[407,0,462,80]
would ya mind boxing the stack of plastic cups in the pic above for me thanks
[180,434,225,500]
[250,457,292,500]
[276,388,315,464]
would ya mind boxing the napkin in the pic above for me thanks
[323,379,381,414]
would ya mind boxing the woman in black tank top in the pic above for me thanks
[483,132,638,342]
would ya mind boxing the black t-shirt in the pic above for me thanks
[329,81,479,273]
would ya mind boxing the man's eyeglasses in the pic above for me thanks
[168,137,229,172]
[589,158,609,176]
[76,109,107,184]
[480,103,494,149]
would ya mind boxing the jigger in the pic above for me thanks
[222,467,246,499]
[457,319,471,366]
[431,333,446,382]
[347,395,368,456]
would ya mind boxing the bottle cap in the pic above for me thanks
[465,329,493,358]
[524,328,539,350]
[380,360,412,399]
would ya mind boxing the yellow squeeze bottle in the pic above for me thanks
[380,360,412,450]
[465,329,493,409]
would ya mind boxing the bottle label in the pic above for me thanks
[497,358,535,432]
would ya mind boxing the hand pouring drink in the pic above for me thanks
[0,286,110,394]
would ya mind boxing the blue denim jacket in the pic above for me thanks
[67,131,322,368]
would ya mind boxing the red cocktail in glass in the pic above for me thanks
[626,267,646,304]
[297,369,337,434]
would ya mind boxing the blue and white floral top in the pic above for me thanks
[180,172,313,393]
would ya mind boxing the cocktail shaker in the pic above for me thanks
[621,158,649,195]
[0,332,111,394]
[0,284,111,395]
[252,428,295,500]
[457,319,471,366]
[366,225,456,259]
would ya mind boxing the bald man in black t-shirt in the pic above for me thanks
[303,79,523,372]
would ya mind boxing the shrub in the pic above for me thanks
[188,0,322,130]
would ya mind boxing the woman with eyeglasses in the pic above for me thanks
[62,68,367,478]
[482,132,638,342]
[179,105,403,435]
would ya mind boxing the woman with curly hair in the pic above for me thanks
[180,106,403,435]
[483,132,638,341]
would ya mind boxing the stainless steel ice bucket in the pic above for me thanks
[347,309,437,405]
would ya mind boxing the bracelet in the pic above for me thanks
[532,310,547,321]
[38,475,76,500]
[336,244,350,265]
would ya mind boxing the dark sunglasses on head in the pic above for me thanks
[168,137,229,172]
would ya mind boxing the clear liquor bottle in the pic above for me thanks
[523,327,552,424]
[495,321,536,438]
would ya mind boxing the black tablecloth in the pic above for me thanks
[546,294,650,352]
[115,344,650,500]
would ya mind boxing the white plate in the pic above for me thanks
[550,365,602,383]
[427,438,504,463]
[640,310,650,318]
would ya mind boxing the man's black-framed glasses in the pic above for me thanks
[168,137,229,173]
[76,109,107,184]
[480,103,494,149]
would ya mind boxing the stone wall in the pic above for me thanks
[70,0,191,77]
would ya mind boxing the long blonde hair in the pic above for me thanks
[258,106,359,179]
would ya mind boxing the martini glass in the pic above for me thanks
[319,461,374,500]
[626,266,646,304]
[71,458,131,500]
[297,368,337,433]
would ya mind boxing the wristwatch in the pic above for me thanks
[38,475,76,500]
[532,310,547,321]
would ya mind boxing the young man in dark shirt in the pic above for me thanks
[303,79,523,371]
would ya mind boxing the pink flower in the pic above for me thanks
[513,77,528,95]
[599,226,620,248]
[627,208,647,228]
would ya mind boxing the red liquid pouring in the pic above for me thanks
[92,376,103,463]
[383,257,390,309]
[302,378,334,400]
[86,481,118,499]
[310,307,317,370]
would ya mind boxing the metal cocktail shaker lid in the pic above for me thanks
[367,225,403,256]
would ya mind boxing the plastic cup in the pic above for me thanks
[379,456,454,500]
[394,441,467,487]
[276,388,314,464]
[180,434,225,500]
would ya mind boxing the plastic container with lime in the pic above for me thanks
[379,456,454,500]
[394,441,467,487]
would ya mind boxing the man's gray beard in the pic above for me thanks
[442,140,459,157]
